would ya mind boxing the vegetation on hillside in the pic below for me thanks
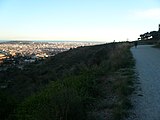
[138,24,160,45]
[0,42,135,120]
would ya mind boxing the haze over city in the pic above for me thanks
[0,0,160,42]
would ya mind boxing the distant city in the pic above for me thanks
[0,40,102,70]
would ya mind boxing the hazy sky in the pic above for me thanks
[0,0,160,42]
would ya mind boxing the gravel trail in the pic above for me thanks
[128,45,160,120]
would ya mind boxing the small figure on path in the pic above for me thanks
[134,41,138,48]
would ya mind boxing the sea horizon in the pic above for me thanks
[0,40,104,43]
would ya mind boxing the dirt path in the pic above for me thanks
[128,45,160,120]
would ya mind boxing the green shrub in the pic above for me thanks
[15,71,103,120]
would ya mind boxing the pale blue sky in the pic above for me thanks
[0,0,160,42]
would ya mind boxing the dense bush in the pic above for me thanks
[15,71,101,120]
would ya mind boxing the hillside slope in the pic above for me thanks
[0,43,135,120]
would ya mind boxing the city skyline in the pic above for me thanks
[0,0,160,42]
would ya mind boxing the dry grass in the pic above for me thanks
[109,43,135,120]
[87,43,135,120]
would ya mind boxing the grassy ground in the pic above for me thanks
[0,42,135,120]
[110,45,135,120]
[87,43,135,120]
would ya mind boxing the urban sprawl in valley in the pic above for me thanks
[0,41,99,70]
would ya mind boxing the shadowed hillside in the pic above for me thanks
[0,42,135,120]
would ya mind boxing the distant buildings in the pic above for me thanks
[0,41,100,69]
[0,53,7,62]
[0,53,5,58]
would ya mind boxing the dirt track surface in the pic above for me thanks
[129,45,160,120]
